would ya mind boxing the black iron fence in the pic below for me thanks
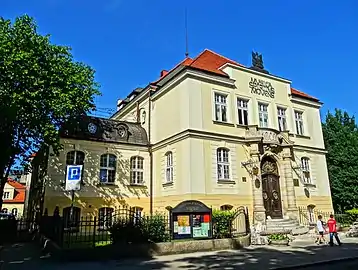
[298,207,349,227]
[0,218,33,244]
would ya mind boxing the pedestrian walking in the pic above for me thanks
[327,214,342,246]
[315,215,327,245]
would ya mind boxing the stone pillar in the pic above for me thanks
[250,151,266,225]
[282,149,298,219]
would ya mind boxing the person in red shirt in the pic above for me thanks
[327,214,342,246]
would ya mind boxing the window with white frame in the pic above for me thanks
[307,205,315,223]
[295,111,304,135]
[98,207,114,229]
[237,98,249,125]
[214,93,228,122]
[130,156,144,185]
[165,152,173,183]
[217,148,230,180]
[301,157,311,184]
[100,154,117,183]
[66,150,85,165]
[3,191,10,199]
[277,107,287,131]
[131,206,143,224]
[258,103,269,128]
[11,208,18,217]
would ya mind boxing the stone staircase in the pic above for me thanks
[265,218,309,236]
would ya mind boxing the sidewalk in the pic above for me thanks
[1,237,358,269]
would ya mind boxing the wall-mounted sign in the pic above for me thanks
[249,77,275,98]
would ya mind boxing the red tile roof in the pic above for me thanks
[4,179,25,203]
[153,49,318,102]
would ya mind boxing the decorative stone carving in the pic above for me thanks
[261,160,278,175]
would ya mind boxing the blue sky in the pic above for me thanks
[2,0,357,119]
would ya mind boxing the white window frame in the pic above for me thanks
[301,157,311,184]
[99,154,117,184]
[277,107,287,131]
[214,93,228,122]
[294,110,304,135]
[237,98,249,125]
[165,152,174,183]
[130,156,144,185]
[217,148,230,180]
[3,191,10,199]
[258,103,269,128]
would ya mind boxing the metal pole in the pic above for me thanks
[70,190,75,227]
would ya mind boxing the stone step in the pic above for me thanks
[266,219,299,225]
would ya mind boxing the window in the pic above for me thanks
[131,206,143,224]
[295,111,304,135]
[1,208,8,213]
[214,93,228,122]
[63,207,81,230]
[237,99,249,125]
[3,192,10,199]
[258,103,269,128]
[130,156,144,185]
[301,157,311,184]
[220,205,233,211]
[165,152,173,183]
[307,205,315,223]
[100,154,117,184]
[217,148,230,180]
[66,151,85,165]
[277,107,287,131]
[11,208,18,217]
[98,207,114,229]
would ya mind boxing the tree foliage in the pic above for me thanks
[0,15,100,208]
[322,109,358,212]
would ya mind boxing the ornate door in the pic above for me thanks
[261,159,283,219]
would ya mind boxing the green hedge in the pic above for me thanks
[212,210,237,239]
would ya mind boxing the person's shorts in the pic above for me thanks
[319,231,324,236]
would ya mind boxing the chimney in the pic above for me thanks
[160,70,169,77]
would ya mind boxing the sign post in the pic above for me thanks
[65,165,83,227]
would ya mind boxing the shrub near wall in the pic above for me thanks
[345,209,358,223]
[212,210,237,239]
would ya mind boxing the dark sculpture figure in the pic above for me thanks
[252,51,264,70]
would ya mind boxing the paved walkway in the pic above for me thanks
[1,237,358,269]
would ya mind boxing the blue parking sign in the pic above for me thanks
[65,165,83,191]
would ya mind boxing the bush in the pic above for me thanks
[109,214,170,244]
[212,210,237,239]
[345,209,358,223]
[109,218,148,244]
[142,214,170,243]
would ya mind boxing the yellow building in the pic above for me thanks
[41,49,333,226]
[2,179,26,218]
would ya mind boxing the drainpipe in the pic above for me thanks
[148,89,153,216]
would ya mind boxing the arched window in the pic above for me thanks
[63,207,81,230]
[307,205,315,223]
[100,154,117,184]
[11,208,18,217]
[66,151,85,165]
[1,208,8,213]
[131,206,143,223]
[220,205,233,211]
[165,152,173,183]
[98,207,114,229]
[130,156,144,185]
[301,157,311,184]
[217,148,230,180]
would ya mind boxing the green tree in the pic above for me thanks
[322,109,358,212]
[0,15,100,209]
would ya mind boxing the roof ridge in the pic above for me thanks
[203,48,243,67]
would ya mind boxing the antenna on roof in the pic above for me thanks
[185,7,189,58]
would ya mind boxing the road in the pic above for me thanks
[299,258,358,269]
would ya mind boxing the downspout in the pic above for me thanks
[148,89,153,215]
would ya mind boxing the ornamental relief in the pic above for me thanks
[261,160,278,175]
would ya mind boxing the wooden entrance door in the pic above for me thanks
[261,158,283,219]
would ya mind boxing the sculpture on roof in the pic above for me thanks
[252,51,264,70]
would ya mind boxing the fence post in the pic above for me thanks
[92,216,97,248]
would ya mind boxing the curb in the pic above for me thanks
[269,256,358,269]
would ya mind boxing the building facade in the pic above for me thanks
[41,49,333,224]
[2,179,26,217]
